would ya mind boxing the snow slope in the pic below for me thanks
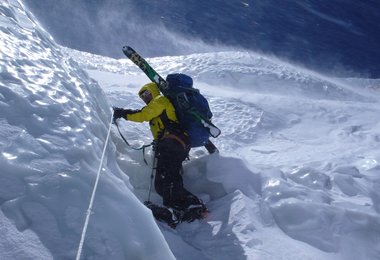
[0,1,174,259]
[1,0,380,260]
[71,48,380,259]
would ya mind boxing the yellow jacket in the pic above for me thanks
[126,83,179,140]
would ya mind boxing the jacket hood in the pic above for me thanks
[138,82,160,98]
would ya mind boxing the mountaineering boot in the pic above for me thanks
[182,204,209,223]
[144,201,180,228]
[176,195,209,223]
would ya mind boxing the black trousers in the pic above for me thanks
[154,138,198,210]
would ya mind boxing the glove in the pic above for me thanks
[113,107,127,120]
[113,107,138,121]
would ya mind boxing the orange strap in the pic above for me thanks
[163,133,187,150]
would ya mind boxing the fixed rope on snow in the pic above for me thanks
[114,118,157,201]
[76,114,157,259]
[76,113,113,260]
[114,119,153,166]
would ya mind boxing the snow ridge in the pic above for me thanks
[0,1,174,259]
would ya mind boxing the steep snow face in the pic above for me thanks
[0,1,174,259]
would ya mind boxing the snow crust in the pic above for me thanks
[1,0,380,259]
[0,1,174,259]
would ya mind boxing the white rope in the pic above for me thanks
[75,114,114,260]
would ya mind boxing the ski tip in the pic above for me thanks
[122,45,134,56]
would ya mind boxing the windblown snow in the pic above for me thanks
[1,1,380,259]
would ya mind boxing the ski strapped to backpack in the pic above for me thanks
[122,46,221,147]
[122,46,167,90]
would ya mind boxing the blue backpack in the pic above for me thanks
[163,73,214,147]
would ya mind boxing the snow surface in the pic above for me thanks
[1,0,380,259]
